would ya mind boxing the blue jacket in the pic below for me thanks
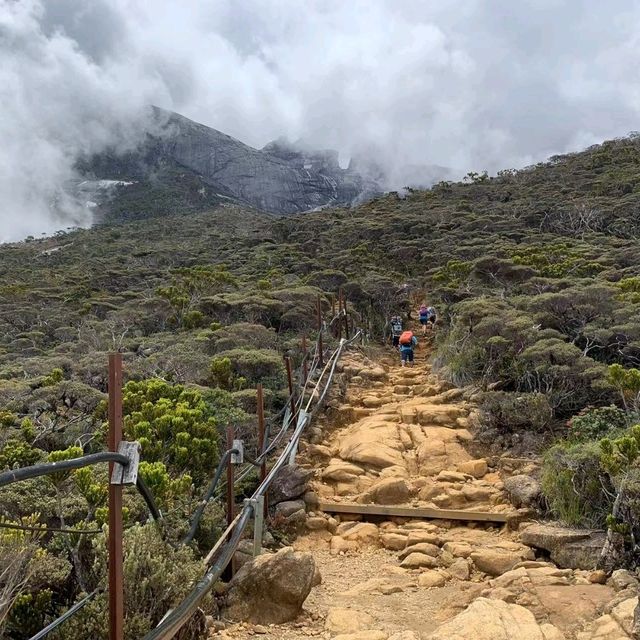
[400,336,418,352]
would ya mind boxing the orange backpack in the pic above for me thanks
[399,331,413,345]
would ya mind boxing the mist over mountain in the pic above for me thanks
[4,1,640,240]
[77,107,385,220]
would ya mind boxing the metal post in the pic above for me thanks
[252,495,265,557]
[337,289,343,340]
[343,295,350,340]
[302,335,308,382]
[225,426,234,528]
[256,384,268,515]
[284,357,297,425]
[317,295,324,367]
[107,354,124,640]
[223,426,235,581]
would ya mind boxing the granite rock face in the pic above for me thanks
[84,107,381,216]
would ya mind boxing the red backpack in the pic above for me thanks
[399,331,414,345]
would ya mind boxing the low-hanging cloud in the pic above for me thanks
[3,0,640,241]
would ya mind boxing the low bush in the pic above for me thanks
[53,524,206,640]
[212,348,285,391]
[479,391,554,435]
[542,440,613,528]
[567,405,629,442]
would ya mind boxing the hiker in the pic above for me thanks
[418,304,437,336]
[398,330,418,367]
[389,315,403,348]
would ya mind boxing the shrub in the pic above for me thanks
[542,440,613,527]
[479,391,553,434]
[213,348,285,391]
[122,379,219,484]
[54,524,206,640]
[567,405,629,442]
[0,440,43,470]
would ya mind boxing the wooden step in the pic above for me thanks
[318,501,509,523]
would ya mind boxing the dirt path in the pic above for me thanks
[212,343,637,640]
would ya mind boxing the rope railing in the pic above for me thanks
[145,328,363,640]
[1,291,363,640]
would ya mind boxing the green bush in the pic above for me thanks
[122,379,219,484]
[53,524,205,640]
[567,405,629,442]
[542,440,613,527]
[213,348,285,391]
[479,391,553,434]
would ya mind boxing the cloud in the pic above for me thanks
[2,0,640,240]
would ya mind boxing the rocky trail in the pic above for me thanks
[212,341,639,640]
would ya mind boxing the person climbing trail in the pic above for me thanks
[398,330,417,366]
[389,315,403,348]
[418,303,437,336]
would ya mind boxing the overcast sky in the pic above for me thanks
[2,0,640,241]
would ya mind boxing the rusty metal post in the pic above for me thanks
[284,356,297,425]
[107,354,124,640]
[302,335,309,382]
[257,385,266,483]
[337,289,343,340]
[256,384,267,515]
[223,426,235,581]
[343,295,350,340]
[317,295,324,366]
[331,294,336,318]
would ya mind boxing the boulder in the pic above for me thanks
[400,552,439,569]
[458,459,488,479]
[269,465,314,504]
[418,571,448,588]
[224,547,315,624]
[520,523,590,550]
[471,550,523,577]
[275,499,306,518]
[381,532,408,550]
[448,558,471,581]
[520,523,605,569]
[336,522,380,544]
[442,541,473,558]
[361,478,411,505]
[325,608,376,634]
[398,542,440,560]
[609,569,639,592]
[322,460,365,482]
[426,597,564,640]
[436,470,471,483]
[306,516,328,531]
[361,366,387,380]
[503,475,542,508]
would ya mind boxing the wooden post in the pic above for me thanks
[302,335,309,382]
[317,295,324,366]
[331,294,336,318]
[256,384,267,515]
[107,354,124,640]
[223,426,235,581]
[284,356,297,425]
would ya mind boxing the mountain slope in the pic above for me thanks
[79,108,381,220]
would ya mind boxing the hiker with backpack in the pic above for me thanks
[389,315,403,348]
[418,304,437,336]
[399,330,418,367]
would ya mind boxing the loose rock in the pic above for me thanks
[223,547,315,624]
